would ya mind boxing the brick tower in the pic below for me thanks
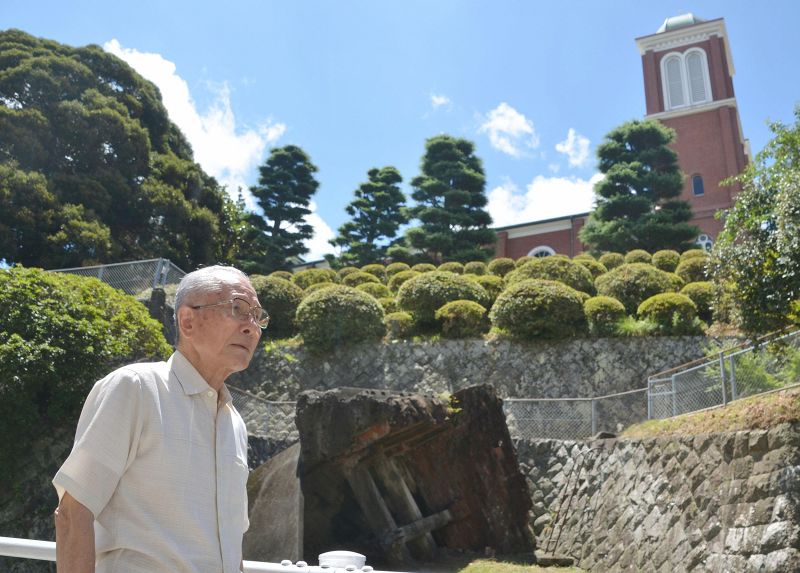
[636,14,749,249]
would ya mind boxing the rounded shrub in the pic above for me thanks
[250,275,304,338]
[292,268,335,290]
[624,249,652,264]
[573,253,595,262]
[342,271,381,288]
[397,271,489,327]
[490,279,587,340]
[595,263,683,314]
[675,257,709,284]
[652,250,681,272]
[515,256,534,268]
[435,300,489,339]
[598,252,625,270]
[337,266,361,279]
[270,270,293,281]
[0,267,171,484]
[361,264,387,282]
[411,263,437,273]
[384,311,415,339]
[356,282,391,299]
[438,261,464,274]
[575,258,608,280]
[388,269,421,293]
[386,262,411,276]
[488,257,516,277]
[302,282,338,297]
[681,281,714,323]
[637,292,700,334]
[475,275,505,304]
[378,297,399,314]
[681,248,709,262]
[464,261,488,275]
[506,258,595,295]
[296,285,385,352]
[584,296,627,337]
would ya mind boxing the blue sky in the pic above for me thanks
[3,1,799,260]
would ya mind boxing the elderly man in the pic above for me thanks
[53,265,266,573]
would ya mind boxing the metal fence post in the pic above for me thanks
[719,352,727,406]
[647,378,652,420]
[591,398,597,435]
[671,374,678,417]
[152,258,165,290]
[729,354,738,401]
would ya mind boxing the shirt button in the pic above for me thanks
[207,390,215,397]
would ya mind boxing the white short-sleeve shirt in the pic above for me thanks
[53,351,250,573]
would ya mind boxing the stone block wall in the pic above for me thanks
[515,423,800,572]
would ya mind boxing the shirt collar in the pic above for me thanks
[169,351,233,405]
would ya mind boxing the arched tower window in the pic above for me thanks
[664,55,685,109]
[528,246,555,258]
[686,50,710,104]
[661,48,712,111]
[692,174,705,196]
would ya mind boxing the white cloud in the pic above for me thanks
[478,102,539,157]
[487,173,603,227]
[103,39,286,209]
[302,201,336,261]
[430,93,451,109]
[555,128,591,167]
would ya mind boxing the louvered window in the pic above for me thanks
[665,56,685,108]
[686,51,709,104]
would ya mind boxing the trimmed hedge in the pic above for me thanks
[342,271,382,287]
[624,249,652,264]
[488,257,516,277]
[303,282,338,297]
[515,256,534,268]
[595,263,683,314]
[385,311,415,339]
[675,257,709,284]
[250,275,304,338]
[438,261,464,274]
[397,271,489,327]
[361,264,387,282]
[386,262,411,276]
[652,249,681,272]
[598,252,625,270]
[269,270,293,281]
[292,268,335,289]
[584,295,627,337]
[681,281,714,323]
[378,297,399,314]
[356,282,391,299]
[575,258,608,279]
[388,269,421,293]
[464,261,487,275]
[474,274,505,304]
[490,279,587,340]
[681,248,709,262]
[337,266,361,279]
[435,300,489,339]
[411,263,437,273]
[296,285,385,352]
[506,257,595,295]
[637,292,701,334]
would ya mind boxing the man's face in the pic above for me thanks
[187,276,263,381]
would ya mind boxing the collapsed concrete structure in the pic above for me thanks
[243,385,535,567]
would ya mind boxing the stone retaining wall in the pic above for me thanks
[515,423,800,572]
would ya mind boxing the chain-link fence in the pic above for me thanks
[648,329,800,419]
[50,258,185,305]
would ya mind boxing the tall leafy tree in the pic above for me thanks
[0,29,243,269]
[580,119,699,253]
[247,145,320,272]
[406,135,495,262]
[711,107,800,334]
[330,166,407,265]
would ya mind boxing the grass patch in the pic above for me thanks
[622,386,800,439]
[457,559,583,573]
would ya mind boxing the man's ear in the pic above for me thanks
[177,305,196,340]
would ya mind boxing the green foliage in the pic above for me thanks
[595,263,683,314]
[681,281,714,323]
[0,30,244,269]
[384,311,415,340]
[652,249,681,272]
[624,249,652,264]
[637,292,702,335]
[681,249,709,262]
[506,257,595,295]
[386,262,411,276]
[270,270,293,281]
[573,253,595,262]
[0,267,171,485]
[406,135,496,262]
[250,275,304,339]
[584,295,627,336]
[356,282,391,299]
[301,282,337,297]
[411,263,436,273]
[337,266,360,279]
[360,264,387,282]
[712,107,800,334]
[675,256,709,284]
[614,316,659,337]
[245,145,320,272]
[488,257,516,277]
[295,285,385,352]
[378,297,399,314]
[490,279,587,340]
[292,268,334,290]
[515,256,534,268]
[579,119,699,253]
[330,166,408,265]
[388,269,421,293]
[386,244,415,264]
[342,270,381,288]
[575,258,608,279]
[474,274,505,304]
[598,252,625,270]
[438,261,464,274]
[435,300,489,339]
[464,261,487,275]
[397,271,489,328]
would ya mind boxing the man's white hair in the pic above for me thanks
[173,265,252,343]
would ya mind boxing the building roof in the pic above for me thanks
[493,212,590,232]
[656,13,706,34]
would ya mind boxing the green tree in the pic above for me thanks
[580,119,699,253]
[0,29,243,269]
[247,145,320,272]
[711,107,800,334]
[330,166,408,265]
[406,135,496,263]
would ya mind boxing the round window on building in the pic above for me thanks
[528,246,555,258]
[695,234,713,252]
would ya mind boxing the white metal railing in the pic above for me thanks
[0,538,406,573]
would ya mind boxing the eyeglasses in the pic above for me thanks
[191,298,269,329]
